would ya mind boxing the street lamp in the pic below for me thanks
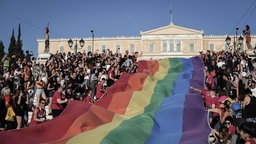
[91,29,94,53]
[68,38,84,54]
[225,27,244,51]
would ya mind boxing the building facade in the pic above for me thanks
[37,23,256,60]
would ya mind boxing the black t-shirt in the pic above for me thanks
[243,96,256,118]
[69,76,79,91]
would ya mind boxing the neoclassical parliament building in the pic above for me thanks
[37,22,256,60]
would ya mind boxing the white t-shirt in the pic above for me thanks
[217,61,225,68]
[251,88,256,97]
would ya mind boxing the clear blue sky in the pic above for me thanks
[1,0,256,57]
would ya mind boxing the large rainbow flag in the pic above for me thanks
[0,56,211,144]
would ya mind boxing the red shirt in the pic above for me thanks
[83,95,92,103]
[229,126,236,136]
[3,95,11,109]
[204,95,219,108]
[206,75,215,89]
[29,107,46,126]
[96,82,104,99]
[51,91,65,110]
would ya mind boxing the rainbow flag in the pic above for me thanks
[0,57,211,144]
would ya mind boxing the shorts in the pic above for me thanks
[35,88,45,96]
[48,90,54,98]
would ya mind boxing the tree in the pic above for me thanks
[16,23,24,58]
[8,28,16,57]
[0,40,4,59]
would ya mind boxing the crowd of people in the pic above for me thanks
[0,49,140,130]
[191,48,256,143]
[1,44,256,143]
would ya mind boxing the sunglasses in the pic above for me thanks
[224,122,231,125]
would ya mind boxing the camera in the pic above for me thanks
[13,76,20,86]
[28,89,34,94]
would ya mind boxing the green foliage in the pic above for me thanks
[16,24,24,58]
[8,29,16,57]
[7,24,24,59]
[0,41,4,59]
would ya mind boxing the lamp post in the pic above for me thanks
[225,27,244,51]
[91,29,94,53]
[68,38,84,54]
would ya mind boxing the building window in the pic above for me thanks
[162,40,168,52]
[209,43,214,51]
[176,40,181,52]
[88,45,92,52]
[169,40,174,52]
[189,43,194,52]
[149,43,155,52]
[59,46,64,53]
[130,44,135,54]
[101,45,106,53]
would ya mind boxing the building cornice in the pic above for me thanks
[37,36,141,42]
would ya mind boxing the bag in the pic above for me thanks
[232,102,241,113]
[5,107,16,122]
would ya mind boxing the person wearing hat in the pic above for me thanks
[242,88,256,123]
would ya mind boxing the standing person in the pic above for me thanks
[44,23,50,53]
[244,25,252,49]
[95,78,106,101]
[14,88,27,129]
[22,63,31,92]
[29,98,47,126]
[27,78,35,111]
[89,69,99,98]
[35,75,47,106]
[25,50,33,63]
[222,74,232,98]
[107,66,116,87]
[51,84,68,118]
[242,88,256,123]
[0,87,16,130]
[206,70,215,90]
[231,72,239,100]
[46,77,57,116]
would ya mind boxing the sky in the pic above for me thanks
[1,0,256,57]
